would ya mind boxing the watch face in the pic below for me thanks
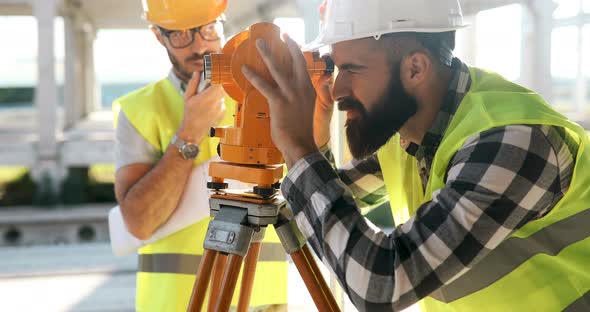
[181,144,199,159]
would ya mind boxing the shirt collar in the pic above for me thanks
[404,58,472,159]
[167,69,207,96]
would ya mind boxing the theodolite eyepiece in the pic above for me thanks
[321,54,335,74]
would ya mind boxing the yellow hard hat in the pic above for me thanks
[142,0,227,30]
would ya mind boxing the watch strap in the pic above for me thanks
[170,134,185,150]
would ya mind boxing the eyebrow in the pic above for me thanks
[337,63,367,71]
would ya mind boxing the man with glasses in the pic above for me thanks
[111,1,288,311]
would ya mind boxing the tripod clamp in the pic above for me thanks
[274,205,307,254]
[205,196,307,257]
[205,197,285,257]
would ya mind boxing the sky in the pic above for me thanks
[0,1,587,87]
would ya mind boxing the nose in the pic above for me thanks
[331,71,351,103]
[190,33,214,56]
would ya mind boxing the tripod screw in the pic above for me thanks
[207,181,229,190]
[253,186,276,198]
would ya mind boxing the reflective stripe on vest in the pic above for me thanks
[378,67,590,311]
[139,242,287,274]
[429,208,590,303]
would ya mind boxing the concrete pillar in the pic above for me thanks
[84,27,98,115]
[521,0,556,100]
[63,0,84,129]
[32,0,64,201]
[63,0,97,128]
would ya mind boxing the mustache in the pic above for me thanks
[185,52,211,63]
[337,98,364,112]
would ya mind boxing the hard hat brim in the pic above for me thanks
[303,24,469,52]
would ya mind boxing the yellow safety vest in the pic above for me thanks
[113,78,288,311]
[377,67,590,311]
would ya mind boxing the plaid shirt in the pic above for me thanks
[280,59,579,311]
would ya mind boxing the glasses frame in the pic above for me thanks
[158,20,223,49]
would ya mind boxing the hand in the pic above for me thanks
[311,67,335,148]
[177,72,226,143]
[241,35,318,168]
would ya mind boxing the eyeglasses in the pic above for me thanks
[158,20,223,49]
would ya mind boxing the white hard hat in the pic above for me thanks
[304,0,467,51]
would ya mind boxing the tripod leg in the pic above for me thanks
[208,253,228,312]
[214,254,245,312]
[187,249,218,312]
[237,242,262,312]
[301,245,340,311]
[291,246,340,312]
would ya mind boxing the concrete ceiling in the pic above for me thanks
[75,0,302,31]
[0,0,303,34]
[0,0,523,32]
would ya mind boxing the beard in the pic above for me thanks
[338,62,418,159]
[166,50,211,83]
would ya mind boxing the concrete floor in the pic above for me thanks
[0,243,364,312]
[0,243,135,312]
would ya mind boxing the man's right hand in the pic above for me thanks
[177,72,226,143]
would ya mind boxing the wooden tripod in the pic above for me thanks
[186,195,340,312]
[189,21,338,312]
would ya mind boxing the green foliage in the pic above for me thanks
[60,167,90,204]
[61,166,117,204]
[0,167,27,184]
[0,166,116,207]
[33,173,60,206]
[89,164,115,184]
[0,87,34,105]
[0,170,34,206]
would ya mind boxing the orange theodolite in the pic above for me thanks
[187,22,339,312]
[204,22,333,199]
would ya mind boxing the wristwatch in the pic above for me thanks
[171,134,200,160]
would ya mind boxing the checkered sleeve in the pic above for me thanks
[319,145,388,209]
[281,125,565,311]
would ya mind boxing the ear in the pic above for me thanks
[150,25,166,47]
[400,51,432,92]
